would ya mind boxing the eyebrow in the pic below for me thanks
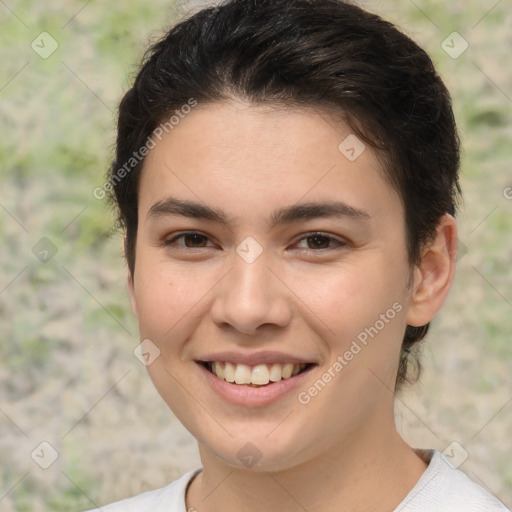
[146,196,371,228]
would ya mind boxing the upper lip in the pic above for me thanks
[196,351,316,366]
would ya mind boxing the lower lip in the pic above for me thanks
[198,363,313,407]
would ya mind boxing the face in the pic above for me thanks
[128,100,420,472]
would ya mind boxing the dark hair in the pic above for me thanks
[108,0,461,389]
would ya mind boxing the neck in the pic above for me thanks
[186,418,428,512]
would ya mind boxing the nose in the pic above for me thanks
[210,251,292,336]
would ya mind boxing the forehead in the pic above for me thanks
[138,100,402,225]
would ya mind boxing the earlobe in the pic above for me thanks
[406,214,458,327]
[127,269,138,318]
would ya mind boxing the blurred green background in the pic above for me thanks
[0,1,511,510]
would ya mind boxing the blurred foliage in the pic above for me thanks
[1,1,511,510]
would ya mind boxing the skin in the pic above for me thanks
[127,99,458,512]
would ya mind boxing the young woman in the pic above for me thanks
[86,1,508,510]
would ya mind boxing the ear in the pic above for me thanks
[406,214,458,327]
[127,268,139,318]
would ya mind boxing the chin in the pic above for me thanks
[194,425,318,473]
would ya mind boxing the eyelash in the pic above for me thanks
[163,231,347,252]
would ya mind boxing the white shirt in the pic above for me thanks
[83,450,509,511]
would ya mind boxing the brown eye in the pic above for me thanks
[182,233,208,247]
[295,232,346,251]
[306,234,331,249]
[165,232,213,248]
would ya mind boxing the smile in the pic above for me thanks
[205,361,311,386]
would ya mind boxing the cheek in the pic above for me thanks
[299,259,407,343]
[299,259,409,397]
[133,262,204,343]
[132,260,234,380]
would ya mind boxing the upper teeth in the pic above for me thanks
[210,362,307,386]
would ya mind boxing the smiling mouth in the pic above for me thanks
[201,361,314,386]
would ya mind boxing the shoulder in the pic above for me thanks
[399,450,509,512]
[82,469,201,512]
